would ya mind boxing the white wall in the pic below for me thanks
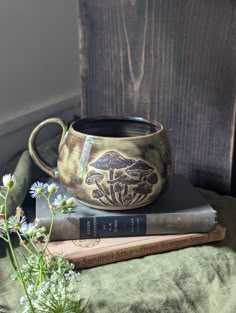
[0,0,80,169]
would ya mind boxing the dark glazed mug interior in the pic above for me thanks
[72,116,163,138]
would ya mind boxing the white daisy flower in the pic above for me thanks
[8,215,27,233]
[19,222,34,234]
[53,194,68,207]
[29,181,47,198]
[2,174,16,189]
[20,222,42,238]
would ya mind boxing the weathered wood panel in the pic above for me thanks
[78,0,236,194]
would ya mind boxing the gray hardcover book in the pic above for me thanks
[35,175,217,240]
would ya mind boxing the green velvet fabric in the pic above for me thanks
[0,141,236,313]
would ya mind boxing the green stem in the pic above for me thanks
[45,213,54,249]
[0,235,8,242]
[6,247,18,277]
[4,188,36,313]
[29,238,40,254]
[0,192,5,199]
[41,195,55,254]
[16,231,34,255]
[33,255,44,292]
[32,193,54,291]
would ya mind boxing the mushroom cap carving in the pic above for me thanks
[125,160,154,177]
[92,189,104,199]
[107,174,141,185]
[90,151,135,170]
[133,182,152,194]
[85,170,104,185]
[147,172,158,185]
[114,182,125,193]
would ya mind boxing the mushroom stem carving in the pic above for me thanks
[130,192,138,203]
[95,181,114,205]
[85,170,114,204]
[114,182,125,205]
[124,185,128,197]
[92,189,110,206]
[135,193,148,203]
[123,194,132,206]
[109,169,118,205]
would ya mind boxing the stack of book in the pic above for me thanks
[35,175,225,269]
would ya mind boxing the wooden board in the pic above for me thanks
[43,225,225,269]
[78,0,236,194]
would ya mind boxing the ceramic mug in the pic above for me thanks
[28,116,173,210]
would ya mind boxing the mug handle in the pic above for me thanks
[28,117,67,178]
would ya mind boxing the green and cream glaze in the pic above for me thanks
[28,117,173,210]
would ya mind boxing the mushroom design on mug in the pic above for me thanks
[85,151,159,207]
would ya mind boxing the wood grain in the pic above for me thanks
[44,225,225,269]
[78,0,236,194]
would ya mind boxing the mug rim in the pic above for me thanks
[70,115,164,139]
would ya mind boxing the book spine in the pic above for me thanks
[72,226,225,269]
[36,210,216,240]
[79,212,216,238]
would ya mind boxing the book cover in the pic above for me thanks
[35,175,217,240]
[42,224,225,269]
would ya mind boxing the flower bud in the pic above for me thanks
[47,183,58,194]
[26,228,35,236]
[60,199,67,207]
[36,187,44,194]
[12,221,21,232]
[66,197,76,207]
[2,174,16,189]
[40,226,46,234]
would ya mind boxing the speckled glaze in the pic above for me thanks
[28,116,173,210]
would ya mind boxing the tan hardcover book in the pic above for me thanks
[43,224,225,269]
